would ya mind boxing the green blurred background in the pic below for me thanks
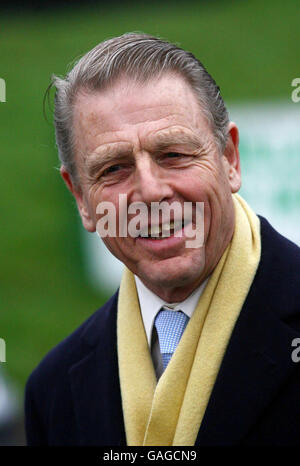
[1,0,299,443]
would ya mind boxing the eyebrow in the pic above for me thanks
[85,142,132,175]
[146,127,205,153]
[85,127,205,175]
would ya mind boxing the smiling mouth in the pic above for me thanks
[138,220,186,239]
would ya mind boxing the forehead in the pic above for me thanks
[72,74,211,155]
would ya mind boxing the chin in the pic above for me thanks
[137,254,206,293]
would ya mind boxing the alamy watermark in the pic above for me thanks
[96,195,204,248]
[291,338,300,363]
[291,78,300,103]
[0,338,6,363]
[0,78,6,102]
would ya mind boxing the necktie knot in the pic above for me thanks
[154,308,189,370]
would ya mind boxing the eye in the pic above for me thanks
[102,164,123,176]
[166,152,183,158]
[159,151,193,168]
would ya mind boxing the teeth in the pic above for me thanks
[150,224,161,236]
[173,220,184,233]
[140,220,184,238]
[161,221,174,235]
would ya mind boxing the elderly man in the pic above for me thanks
[25,33,300,446]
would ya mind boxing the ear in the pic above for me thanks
[222,122,241,193]
[60,166,96,232]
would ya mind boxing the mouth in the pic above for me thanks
[138,219,187,239]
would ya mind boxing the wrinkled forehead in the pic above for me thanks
[71,73,216,165]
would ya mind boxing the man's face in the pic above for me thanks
[63,73,241,301]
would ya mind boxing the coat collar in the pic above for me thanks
[195,299,300,445]
[195,217,300,445]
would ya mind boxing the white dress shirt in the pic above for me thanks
[134,276,208,379]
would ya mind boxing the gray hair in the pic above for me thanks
[52,32,229,188]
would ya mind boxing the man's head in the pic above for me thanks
[53,33,241,301]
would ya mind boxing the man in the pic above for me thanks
[25,33,300,446]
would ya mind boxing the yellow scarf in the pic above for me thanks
[117,194,261,446]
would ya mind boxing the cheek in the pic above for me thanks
[181,169,231,233]
[177,173,215,203]
[88,184,120,221]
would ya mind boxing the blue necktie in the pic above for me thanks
[154,308,189,370]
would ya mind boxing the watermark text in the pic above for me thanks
[96,195,204,248]
[0,338,6,362]
[103,449,197,462]
[0,78,6,102]
[291,78,300,103]
[291,337,300,363]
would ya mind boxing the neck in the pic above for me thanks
[137,273,208,303]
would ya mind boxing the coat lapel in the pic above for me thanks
[196,216,300,445]
[195,301,300,445]
[68,293,127,446]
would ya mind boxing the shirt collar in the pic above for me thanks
[134,275,208,346]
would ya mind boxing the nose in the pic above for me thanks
[131,153,174,204]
